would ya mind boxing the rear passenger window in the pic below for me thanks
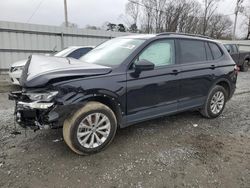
[209,43,223,59]
[179,40,206,63]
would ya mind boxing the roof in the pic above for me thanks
[118,32,216,42]
[67,46,95,49]
[119,34,156,39]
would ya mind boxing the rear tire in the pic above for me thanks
[241,60,249,72]
[200,85,227,119]
[63,101,117,155]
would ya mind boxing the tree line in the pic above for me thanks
[125,0,233,39]
[85,0,250,39]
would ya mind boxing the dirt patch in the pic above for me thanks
[0,72,250,187]
[190,133,224,164]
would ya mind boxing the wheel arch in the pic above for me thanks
[84,95,123,128]
[212,78,232,99]
[55,88,124,128]
[244,55,250,62]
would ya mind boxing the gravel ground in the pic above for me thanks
[0,72,250,188]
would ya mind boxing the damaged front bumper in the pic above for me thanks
[9,91,76,131]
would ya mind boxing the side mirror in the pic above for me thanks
[134,59,155,73]
[227,49,231,53]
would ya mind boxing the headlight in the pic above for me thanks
[25,91,58,102]
[11,66,24,72]
[18,101,54,109]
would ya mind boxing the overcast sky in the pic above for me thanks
[0,0,247,37]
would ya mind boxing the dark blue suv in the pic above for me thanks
[10,33,237,155]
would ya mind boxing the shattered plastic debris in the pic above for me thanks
[52,138,63,143]
[11,131,21,135]
[193,124,198,127]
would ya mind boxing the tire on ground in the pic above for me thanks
[200,85,228,119]
[63,101,117,155]
[241,60,249,72]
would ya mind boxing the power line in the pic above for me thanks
[26,0,45,23]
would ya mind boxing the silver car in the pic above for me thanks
[9,46,94,85]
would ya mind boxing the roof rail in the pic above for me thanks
[156,32,212,39]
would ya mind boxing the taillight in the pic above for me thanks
[234,65,240,74]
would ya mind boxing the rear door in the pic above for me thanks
[177,39,221,110]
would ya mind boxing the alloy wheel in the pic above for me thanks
[77,113,111,148]
[210,91,225,114]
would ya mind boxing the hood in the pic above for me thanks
[11,59,28,67]
[20,55,112,87]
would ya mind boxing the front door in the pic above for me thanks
[126,39,180,125]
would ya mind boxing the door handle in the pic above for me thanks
[210,65,216,69]
[171,69,179,75]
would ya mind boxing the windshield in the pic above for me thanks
[54,48,74,57]
[80,38,145,67]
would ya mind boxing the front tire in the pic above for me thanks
[200,85,227,119]
[63,101,117,155]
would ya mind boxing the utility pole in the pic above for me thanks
[233,0,243,40]
[247,17,250,39]
[64,0,69,27]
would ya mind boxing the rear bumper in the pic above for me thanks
[229,84,236,100]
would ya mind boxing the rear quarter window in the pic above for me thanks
[179,39,207,63]
[209,43,223,59]
[205,42,213,60]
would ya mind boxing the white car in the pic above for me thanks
[9,46,94,85]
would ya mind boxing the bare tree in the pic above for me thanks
[150,0,167,32]
[126,0,140,30]
[141,0,155,33]
[124,0,232,39]
[207,14,233,39]
[161,0,200,33]
[202,0,220,35]
[164,0,183,32]
[177,0,202,34]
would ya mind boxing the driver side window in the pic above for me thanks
[135,39,175,67]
